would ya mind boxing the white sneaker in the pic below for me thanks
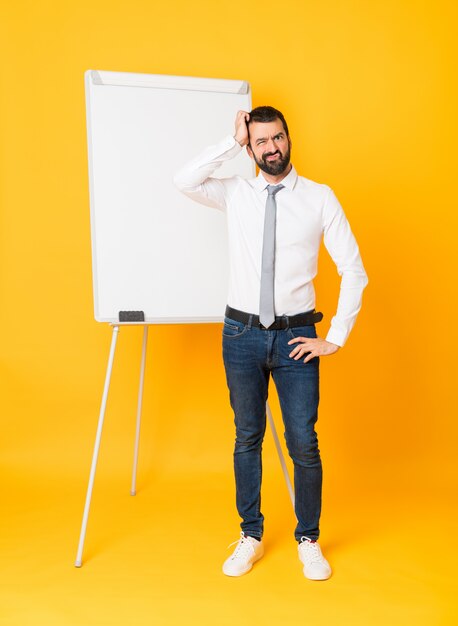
[298,537,332,580]
[222,532,264,576]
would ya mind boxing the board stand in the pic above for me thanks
[74,323,294,567]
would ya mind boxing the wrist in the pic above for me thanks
[234,134,247,147]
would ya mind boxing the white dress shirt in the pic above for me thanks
[174,135,368,347]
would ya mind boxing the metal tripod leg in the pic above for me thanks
[130,325,148,496]
[266,401,295,506]
[75,325,120,567]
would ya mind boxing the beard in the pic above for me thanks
[253,142,291,176]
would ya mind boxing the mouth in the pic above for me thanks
[265,152,281,162]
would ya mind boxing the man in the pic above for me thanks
[174,106,368,580]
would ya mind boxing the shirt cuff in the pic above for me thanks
[221,134,244,158]
[325,327,346,348]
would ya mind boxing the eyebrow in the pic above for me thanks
[255,132,285,145]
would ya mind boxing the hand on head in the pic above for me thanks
[234,110,250,147]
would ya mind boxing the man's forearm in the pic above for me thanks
[173,135,242,192]
[325,270,369,347]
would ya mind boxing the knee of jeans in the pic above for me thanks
[234,428,265,453]
[285,433,320,466]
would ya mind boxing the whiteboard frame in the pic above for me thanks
[85,70,254,324]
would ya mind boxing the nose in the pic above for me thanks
[265,138,279,153]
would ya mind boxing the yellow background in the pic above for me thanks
[1,1,457,624]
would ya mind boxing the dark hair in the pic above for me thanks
[249,106,289,137]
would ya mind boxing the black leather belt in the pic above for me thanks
[225,305,323,330]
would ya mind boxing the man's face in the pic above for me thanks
[247,119,291,176]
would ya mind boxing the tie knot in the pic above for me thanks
[267,184,284,197]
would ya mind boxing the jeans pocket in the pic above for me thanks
[222,317,248,338]
[287,324,317,341]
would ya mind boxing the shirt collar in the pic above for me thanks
[251,164,298,192]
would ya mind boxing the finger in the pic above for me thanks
[294,348,311,361]
[288,343,303,358]
[287,337,307,345]
[289,342,312,354]
[289,345,312,358]
[303,351,317,363]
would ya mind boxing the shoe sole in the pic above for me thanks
[302,567,332,580]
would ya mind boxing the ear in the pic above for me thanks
[246,143,253,159]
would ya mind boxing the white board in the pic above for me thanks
[85,70,254,323]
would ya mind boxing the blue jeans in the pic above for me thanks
[222,314,322,542]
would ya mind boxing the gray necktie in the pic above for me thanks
[259,184,284,328]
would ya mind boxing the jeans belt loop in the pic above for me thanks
[248,314,253,330]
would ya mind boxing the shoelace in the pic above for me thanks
[299,537,322,564]
[227,532,255,560]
